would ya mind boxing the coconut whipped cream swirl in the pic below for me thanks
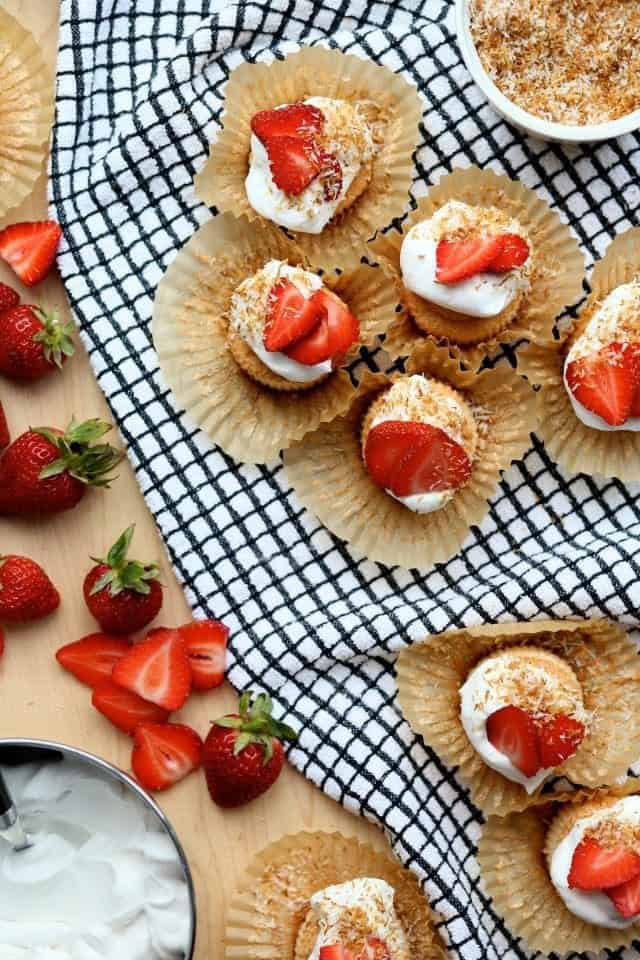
[308,877,410,960]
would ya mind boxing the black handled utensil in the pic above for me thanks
[0,768,32,852]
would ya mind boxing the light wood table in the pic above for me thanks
[0,2,382,956]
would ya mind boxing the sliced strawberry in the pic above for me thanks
[319,152,343,202]
[536,714,585,767]
[56,632,131,688]
[566,342,636,427]
[435,236,503,284]
[284,312,330,365]
[568,837,640,891]
[284,289,359,366]
[112,629,191,711]
[488,234,530,273]
[0,221,62,287]
[251,103,324,143]
[131,721,203,792]
[486,705,542,778]
[320,947,354,960]
[390,425,472,497]
[92,680,170,735]
[178,619,229,692]
[0,400,9,449]
[363,420,432,490]
[607,872,640,918]
[263,279,322,353]
[0,282,19,312]
[264,136,322,196]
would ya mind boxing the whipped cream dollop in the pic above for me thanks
[400,200,531,318]
[549,797,640,929]
[245,97,375,235]
[308,877,409,960]
[0,759,192,959]
[564,279,640,432]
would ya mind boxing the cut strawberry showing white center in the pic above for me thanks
[486,704,584,777]
[263,281,359,367]
[435,233,529,284]
[569,836,640,892]
[565,341,640,427]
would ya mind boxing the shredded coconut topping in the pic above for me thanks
[567,278,640,363]
[587,814,640,853]
[228,259,322,341]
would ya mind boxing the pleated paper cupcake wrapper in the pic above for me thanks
[521,226,640,481]
[369,166,585,369]
[397,618,640,817]
[0,8,54,220]
[224,831,447,960]
[152,212,397,464]
[478,786,640,956]
[194,45,422,272]
[283,341,536,570]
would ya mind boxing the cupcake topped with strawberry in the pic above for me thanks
[228,259,360,390]
[246,99,376,235]
[460,646,588,794]
[361,374,476,514]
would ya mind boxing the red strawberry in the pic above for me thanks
[83,525,163,634]
[363,420,432,489]
[56,633,131,688]
[607,872,640,918]
[178,619,229,691]
[251,103,324,142]
[568,837,640,890]
[285,289,359,365]
[0,282,19,312]
[0,305,75,380]
[264,136,322,196]
[263,279,322,352]
[112,627,191,711]
[486,705,541,777]
[391,426,472,497]
[203,692,297,808]
[0,555,60,623]
[536,714,585,767]
[488,234,530,273]
[320,948,354,960]
[0,221,62,287]
[0,400,9,449]
[284,311,330,365]
[0,627,4,660]
[131,721,203,792]
[92,680,170,735]
[435,236,503,284]
[566,342,637,427]
[0,419,122,516]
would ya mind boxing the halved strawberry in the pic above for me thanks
[486,705,541,777]
[131,721,203,792]
[0,282,19,312]
[536,714,585,767]
[391,425,472,497]
[178,619,229,692]
[0,221,62,287]
[566,342,636,427]
[363,421,431,490]
[285,289,359,365]
[320,947,354,960]
[284,312,330,365]
[265,136,322,196]
[263,279,322,353]
[251,103,324,143]
[607,872,640,918]
[92,680,170,735]
[488,234,530,273]
[0,400,9,449]
[112,629,191,711]
[56,632,131,688]
[435,236,503,284]
[568,837,640,891]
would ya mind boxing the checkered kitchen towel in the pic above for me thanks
[51,1,640,958]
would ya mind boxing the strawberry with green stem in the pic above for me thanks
[0,305,75,380]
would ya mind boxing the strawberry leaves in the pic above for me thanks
[89,524,160,597]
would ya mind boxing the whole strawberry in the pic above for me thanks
[0,400,9,449]
[0,418,122,516]
[0,555,60,623]
[84,525,163,634]
[0,305,75,380]
[0,282,19,312]
[203,692,297,808]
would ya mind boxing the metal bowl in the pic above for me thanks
[0,737,197,960]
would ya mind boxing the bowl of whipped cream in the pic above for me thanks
[0,738,196,960]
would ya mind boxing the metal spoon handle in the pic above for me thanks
[0,769,18,829]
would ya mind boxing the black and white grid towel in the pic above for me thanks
[51,2,640,958]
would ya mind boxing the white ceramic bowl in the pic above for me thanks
[455,0,640,144]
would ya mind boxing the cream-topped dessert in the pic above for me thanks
[309,878,410,960]
[460,647,587,793]
[564,279,640,432]
[246,98,376,234]
[361,374,476,514]
[399,200,532,319]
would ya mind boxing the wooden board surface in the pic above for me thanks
[0,2,383,956]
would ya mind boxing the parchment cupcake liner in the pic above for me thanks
[283,340,536,570]
[152,212,396,464]
[369,166,584,369]
[224,831,447,960]
[520,227,640,481]
[396,618,640,818]
[478,787,640,955]
[195,45,422,271]
[0,9,54,219]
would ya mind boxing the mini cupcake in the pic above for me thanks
[195,46,422,270]
[371,166,584,368]
[397,619,640,816]
[521,227,640,480]
[152,213,397,464]
[284,341,536,569]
